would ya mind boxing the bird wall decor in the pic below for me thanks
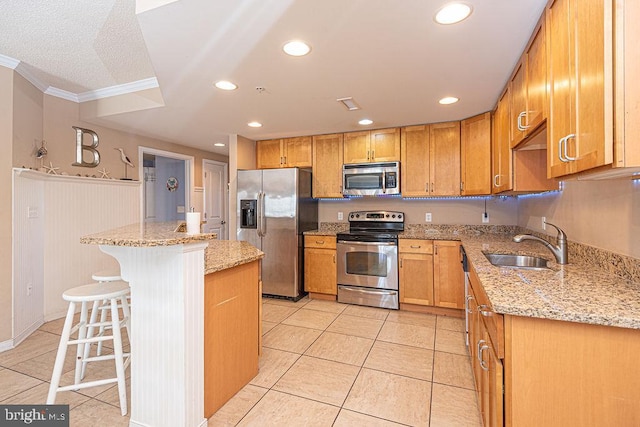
[115,148,134,180]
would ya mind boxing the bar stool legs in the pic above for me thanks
[47,281,131,416]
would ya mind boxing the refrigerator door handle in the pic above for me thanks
[258,191,266,237]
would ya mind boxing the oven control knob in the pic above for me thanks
[392,214,396,218]
[355,214,360,218]
[398,214,402,219]
[350,214,354,219]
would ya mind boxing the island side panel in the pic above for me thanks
[204,260,260,417]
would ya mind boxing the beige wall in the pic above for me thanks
[0,67,14,342]
[319,196,518,226]
[35,95,228,187]
[518,179,640,258]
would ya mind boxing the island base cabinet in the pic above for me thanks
[504,315,640,427]
[204,260,260,418]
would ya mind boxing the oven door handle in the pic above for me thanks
[339,286,398,295]
[338,240,397,246]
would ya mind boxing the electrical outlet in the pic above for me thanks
[542,216,546,230]
[425,213,432,222]
[337,212,343,221]
[482,212,489,223]
[27,207,38,218]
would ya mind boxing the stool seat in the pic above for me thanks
[63,281,129,302]
[91,270,122,282]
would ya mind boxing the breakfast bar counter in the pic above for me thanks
[82,222,263,427]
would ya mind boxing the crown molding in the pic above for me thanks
[44,86,79,102]
[0,54,20,69]
[77,77,159,102]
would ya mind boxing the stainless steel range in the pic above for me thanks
[336,211,404,310]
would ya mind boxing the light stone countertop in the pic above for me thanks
[305,224,640,330]
[81,222,264,274]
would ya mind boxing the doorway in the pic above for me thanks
[139,147,194,223]
[203,160,228,239]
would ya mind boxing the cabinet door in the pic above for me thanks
[399,252,434,306]
[256,139,283,169]
[492,90,513,193]
[343,131,370,164]
[370,128,400,161]
[433,241,464,309]
[479,326,504,427]
[400,125,430,197]
[312,134,344,198]
[461,113,492,196]
[510,60,528,147]
[547,0,575,178]
[283,136,312,167]
[526,21,547,131]
[430,122,461,196]
[304,248,337,295]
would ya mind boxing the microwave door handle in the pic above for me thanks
[382,171,386,193]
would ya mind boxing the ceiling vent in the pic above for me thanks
[337,97,361,111]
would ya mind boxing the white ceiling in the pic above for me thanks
[0,0,548,156]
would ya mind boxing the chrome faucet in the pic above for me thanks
[513,222,568,264]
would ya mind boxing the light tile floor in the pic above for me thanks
[0,297,482,426]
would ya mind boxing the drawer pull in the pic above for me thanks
[478,304,493,317]
[410,245,421,249]
[315,240,325,244]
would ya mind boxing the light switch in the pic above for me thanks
[28,207,38,218]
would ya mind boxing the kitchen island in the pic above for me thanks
[81,222,263,427]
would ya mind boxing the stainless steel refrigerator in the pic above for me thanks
[237,168,318,300]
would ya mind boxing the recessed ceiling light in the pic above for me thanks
[359,119,373,126]
[435,3,472,25]
[283,40,311,56]
[214,80,237,90]
[439,96,459,105]
[214,143,226,147]
[248,121,263,128]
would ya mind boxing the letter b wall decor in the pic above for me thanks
[72,126,100,167]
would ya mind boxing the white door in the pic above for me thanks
[203,160,228,239]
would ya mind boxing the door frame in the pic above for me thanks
[202,159,229,239]
[138,146,195,223]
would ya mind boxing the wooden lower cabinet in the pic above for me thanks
[469,260,640,427]
[399,239,434,306]
[204,260,260,418]
[399,240,463,312]
[304,236,337,296]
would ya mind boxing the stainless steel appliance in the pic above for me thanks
[461,245,470,347]
[237,168,318,300]
[336,210,404,309]
[342,162,400,196]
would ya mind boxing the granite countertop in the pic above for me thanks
[80,221,217,247]
[204,240,264,274]
[304,223,640,329]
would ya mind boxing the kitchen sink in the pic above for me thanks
[483,252,549,270]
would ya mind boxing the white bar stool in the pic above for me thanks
[47,281,131,416]
[89,270,125,356]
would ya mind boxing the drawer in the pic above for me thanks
[304,235,337,249]
[399,239,433,254]
[469,264,505,359]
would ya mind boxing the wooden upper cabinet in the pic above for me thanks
[510,18,547,149]
[492,89,513,193]
[401,122,461,197]
[509,60,528,147]
[400,125,430,197]
[284,136,312,167]
[430,121,461,197]
[256,137,312,169]
[312,133,344,198]
[547,0,613,178]
[461,112,492,196]
[343,128,400,164]
[256,139,283,169]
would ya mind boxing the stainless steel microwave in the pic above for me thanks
[342,162,400,196]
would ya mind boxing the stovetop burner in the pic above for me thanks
[337,210,404,242]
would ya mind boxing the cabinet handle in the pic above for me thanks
[478,304,493,317]
[315,240,325,244]
[367,150,370,161]
[558,137,568,162]
[466,295,474,314]
[371,150,375,160]
[400,258,403,268]
[478,341,490,371]
[460,182,464,192]
[333,254,336,264]
[517,111,529,131]
[563,134,577,161]
[493,174,500,188]
[283,156,287,165]
[410,245,421,249]
[434,245,438,255]
[430,182,434,193]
